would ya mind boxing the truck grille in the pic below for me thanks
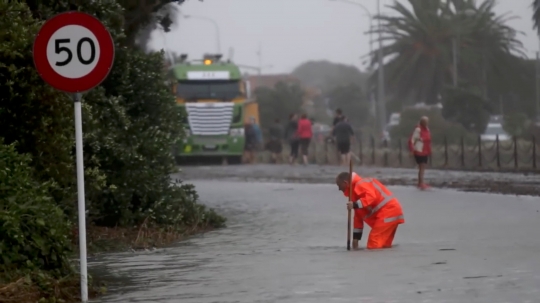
[185,103,234,136]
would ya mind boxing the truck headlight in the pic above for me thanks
[229,128,244,137]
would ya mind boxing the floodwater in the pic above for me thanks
[91,180,540,303]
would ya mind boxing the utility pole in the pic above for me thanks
[482,53,488,100]
[257,43,262,76]
[452,38,458,87]
[537,51,540,120]
[376,0,387,133]
[499,95,504,116]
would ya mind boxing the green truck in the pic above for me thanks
[169,54,260,164]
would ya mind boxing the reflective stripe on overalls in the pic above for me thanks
[358,178,403,223]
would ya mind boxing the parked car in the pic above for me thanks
[481,122,510,141]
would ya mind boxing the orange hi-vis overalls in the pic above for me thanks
[344,172,405,249]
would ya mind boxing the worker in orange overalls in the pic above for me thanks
[336,172,405,250]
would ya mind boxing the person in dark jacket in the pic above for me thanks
[332,116,354,166]
[243,119,257,164]
[332,108,347,162]
[267,118,284,163]
[332,108,346,128]
[284,113,299,165]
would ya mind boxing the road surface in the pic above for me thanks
[91,178,540,303]
[174,164,540,196]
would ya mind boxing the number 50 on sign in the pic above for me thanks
[33,11,114,93]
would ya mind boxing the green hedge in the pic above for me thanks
[0,0,226,286]
[0,141,72,277]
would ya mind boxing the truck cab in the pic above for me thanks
[170,54,260,164]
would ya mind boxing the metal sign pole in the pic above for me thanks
[33,12,114,302]
[73,92,88,302]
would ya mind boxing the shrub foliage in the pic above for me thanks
[0,0,225,291]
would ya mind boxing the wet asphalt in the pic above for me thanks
[90,172,540,303]
[175,164,540,196]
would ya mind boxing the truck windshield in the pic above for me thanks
[176,80,242,100]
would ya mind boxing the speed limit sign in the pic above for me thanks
[33,11,114,92]
[33,11,115,303]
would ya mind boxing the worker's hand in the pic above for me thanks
[346,202,354,211]
[352,239,359,250]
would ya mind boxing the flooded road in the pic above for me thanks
[91,180,540,303]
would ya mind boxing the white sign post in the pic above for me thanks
[33,11,115,302]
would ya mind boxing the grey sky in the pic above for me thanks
[150,0,538,75]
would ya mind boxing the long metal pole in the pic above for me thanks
[376,0,386,133]
[534,52,540,122]
[482,47,487,99]
[73,93,88,302]
[452,38,458,87]
[258,43,262,76]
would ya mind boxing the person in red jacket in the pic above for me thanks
[296,113,313,165]
[408,116,431,190]
[336,172,405,250]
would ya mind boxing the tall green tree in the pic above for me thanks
[291,60,370,93]
[371,0,523,106]
[23,0,194,48]
[533,0,540,32]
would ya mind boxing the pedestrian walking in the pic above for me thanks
[267,118,284,163]
[296,113,313,165]
[243,119,257,164]
[285,113,299,165]
[332,116,354,167]
[408,116,432,190]
[332,108,346,163]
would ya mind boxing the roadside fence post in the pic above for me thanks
[533,136,537,169]
[383,139,388,166]
[324,139,328,165]
[358,135,363,165]
[513,136,518,168]
[444,135,448,167]
[477,135,482,167]
[496,135,500,168]
[460,136,465,167]
[398,138,402,166]
[371,135,375,165]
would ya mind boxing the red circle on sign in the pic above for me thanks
[33,11,115,93]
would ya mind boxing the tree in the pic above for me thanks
[371,0,524,106]
[1,2,224,300]
[442,84,491,133]
[255,82,305,130]
[0,0,76,210]
[23,0,197,49]
[291,60,370,93]
[503,112,531,137]
[533,0,540,33]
